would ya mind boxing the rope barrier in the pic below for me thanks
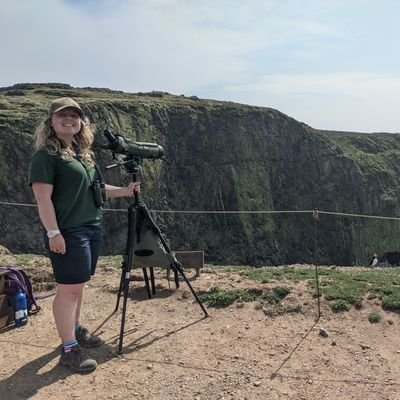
[145,209,316,215]
[0,201,38,208]
[318,210,400,221]
[1,200,400,220]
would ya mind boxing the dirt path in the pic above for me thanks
[1,260,400,400]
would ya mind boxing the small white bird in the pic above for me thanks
[369,253,379,267]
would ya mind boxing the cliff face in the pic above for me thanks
[1,83,400,265]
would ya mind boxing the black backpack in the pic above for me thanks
[0,266,41,315]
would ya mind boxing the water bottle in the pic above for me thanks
[14,289,28,327]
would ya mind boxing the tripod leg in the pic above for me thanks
[137,203,208,317]
[115,261,125,312]
[118,273,130,354]
[142,268,152,298]
[118,204,139,354]
[172,261,208,317]
[150,267,156,295]
[174,268,179,289]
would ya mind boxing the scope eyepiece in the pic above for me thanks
[104,128,117,143]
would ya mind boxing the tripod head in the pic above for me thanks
[105,153,142,175]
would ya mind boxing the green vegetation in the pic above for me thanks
[330,299,350,312]
[381,289,400,311]
[205,265,400,314]
[246,265,329,282]
[200,285,291,308]
[368,312,382,323]
[200,286,259,307]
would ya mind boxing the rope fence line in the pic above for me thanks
[317,210,400,221]
[147,209,314,214]
[1,200,400,221]
[0,201,38,208]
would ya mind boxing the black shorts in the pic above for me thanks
[45,225,103,284]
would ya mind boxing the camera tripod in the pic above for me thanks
[110,157,209,353]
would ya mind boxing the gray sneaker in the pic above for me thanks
[76,326,103,348]
[59,344,97,373]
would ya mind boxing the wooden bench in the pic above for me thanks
[175,251,204,278]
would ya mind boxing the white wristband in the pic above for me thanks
[47,229,61,238]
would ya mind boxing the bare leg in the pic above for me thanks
[53,283,85,343]
[75,287,84,327]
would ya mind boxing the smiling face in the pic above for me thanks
[51,107,82,144]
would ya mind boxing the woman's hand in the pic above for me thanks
[49,234,66,254]
[126,181,141,196]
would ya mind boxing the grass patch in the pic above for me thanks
[322,279,368,306]
[330,299,350,312]
[382,288,400,311]
[261,286,291,304]
[368,312,382,323]
[200,287,258,307]
[241,265,400,313]
[246,266,334,282]
[200,285,291,308]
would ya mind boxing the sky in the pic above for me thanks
[1,0,399,133]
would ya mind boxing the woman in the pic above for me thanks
[29,97,140,373]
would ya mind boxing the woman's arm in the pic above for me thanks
[31,182,66,254]
[105,181,140,199]
[31,183,58,230]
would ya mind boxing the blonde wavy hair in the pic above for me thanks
[34,116,95,166]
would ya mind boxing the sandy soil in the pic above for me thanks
[1,255,400,400]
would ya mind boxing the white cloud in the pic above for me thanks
[228,73,400,97]
[221,73,400,132]
[0,0,348,91]
[0,0,399,132]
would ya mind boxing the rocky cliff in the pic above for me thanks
[1,83,399,265]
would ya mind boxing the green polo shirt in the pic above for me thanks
[29,147,102,229]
